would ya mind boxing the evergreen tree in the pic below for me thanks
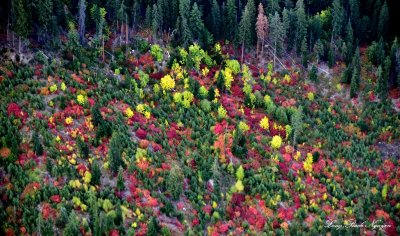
[284,0,294,9]
[226,0,237,40]
[90,4,107,60]
[349,0,360,31]
[285,8,297,52]
[376,65,387,99]
[232,127,247,159]
[55,207,68,228]
[238,4,252,63]
[161,0,178,30]
[282,8,290,37]
[372,0,382,39]
[66,21,80,58]
[390,38,400,86]
[301,36,308,68]
[295,0,307,53]
[210,0,221,38]
[157,0,164,31]
[117,0,127,46]
[309,14,322,49]
[91,160,101,186]
[78,0,86,44]
[267,0,280,16]
[331,0,344,43]
[64,211,80,236]
[178,0,192,46]
[350,47,361,98]
[114,203,123,226]
[109,132,125,174]
[345,20,354,64]
[116,167,125,192]
[377,37,386,65]
[313,39,324,64]
[152,3,161,36]
[180,17,192,47]
[269,12,285,70]
[145,5,152,28]
[33,131,43,156]
[291,106,303,148]
[190,3,211,46]
[179,0,190,20]
[246,0,257,44]
[166,164,183,200]
[147,217,161,236]
[77,136,89,158]
[37,0,53,40]
[378,1,389,40]
[381,56,392,98]
[11,0,29,53]
[309,65,318,82]
[91,103,103,127]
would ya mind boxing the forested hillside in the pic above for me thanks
[0,0,400,235]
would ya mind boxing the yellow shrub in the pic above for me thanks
[223,68,234,90]
[77,94,87,105]
[284,74,291,83]
[271,135,282,150]
[160,74,175,91]
[83,171,92,184]
[260,116,269,130]
[238,121,250,133]
[202,67,209,77]
[264,95,272,104]
[218,105,227,119]
[65,116,74,125]
[303,153,313,173]
[61,82,67,91]
[49,84,57,93]
[307,92,314,101]
[124,107,134,118]
[235,180,244,192]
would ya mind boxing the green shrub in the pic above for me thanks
[275,106,288,124]
[200,99,211,112]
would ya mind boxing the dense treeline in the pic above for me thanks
[1,0,400,92]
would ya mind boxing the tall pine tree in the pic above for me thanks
[210,0,221,38]
[37,0,53,41]
[152,3,161,37]
[378,1,389,40]
[238,5,252,63]
[295,0,307,54]
[350,47,361,98]
[226,0,237,41]
[178,0,191,46]
[11,0,29,53]
[269,12,285,70]
[331,0,344,43]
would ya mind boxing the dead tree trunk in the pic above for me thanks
[241,41,245,64]
[18,36,21,54]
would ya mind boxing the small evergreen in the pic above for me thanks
[33,131,43,156]
[309,65,318,82]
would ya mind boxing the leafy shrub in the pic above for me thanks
[166,165,183,200]
[200,99,211,112]
[150,44,163,62]
[275,106,288,124]
[225,59,241,75]
[134,37,150,54]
